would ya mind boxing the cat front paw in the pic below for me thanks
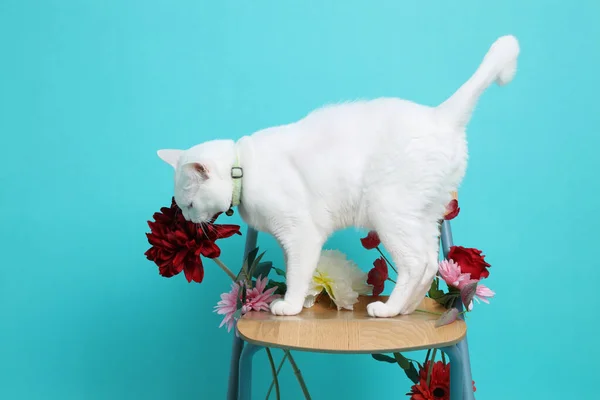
[367,301,401,318]
[270,299,303,316]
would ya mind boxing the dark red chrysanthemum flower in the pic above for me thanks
[144,198,241,283]
[407,361,476,400]
[367,257,388,296]
[360,231,381,250]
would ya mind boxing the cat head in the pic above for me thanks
[157,140,236,223]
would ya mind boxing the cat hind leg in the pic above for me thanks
[366,218,430,318]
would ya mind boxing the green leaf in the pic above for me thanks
[444,295,459,309]
[233,308,242,321]
[240,284,247,305]
[448,285,461,296]
[252,261,273,278]
[460,281,478,310]
[405,362,420,384]
[435,308,459,328]
[273,267,286,278]
[266,281,287,295]
[237,247,260,281]
[235,267,245,282]
[246,247,259,268]
[432,293,460,309]
[427,278,444,299]
[247,251,266,279]
[235,284,245,313]
[371,354,396,364]
[393,352,411,370]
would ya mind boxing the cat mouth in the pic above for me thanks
[189,214,218,224]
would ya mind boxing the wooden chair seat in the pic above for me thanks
[237,296,466,354]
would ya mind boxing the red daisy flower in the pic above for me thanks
[407,361,476,400]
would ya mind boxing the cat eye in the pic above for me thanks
[188,202,194,209]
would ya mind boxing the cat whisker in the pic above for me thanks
[198,222,209,238]
[204,222,218,236]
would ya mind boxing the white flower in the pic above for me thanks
[304,250,372,310]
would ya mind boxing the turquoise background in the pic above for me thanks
[1,0,598,399]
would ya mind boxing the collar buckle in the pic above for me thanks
[231,167,243,179]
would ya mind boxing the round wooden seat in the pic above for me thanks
[237,296,466,354]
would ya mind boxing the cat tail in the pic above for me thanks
[438,35,520,128]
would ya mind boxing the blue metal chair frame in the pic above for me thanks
[227,221,475,400]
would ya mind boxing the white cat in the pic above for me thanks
[157,35,519,318]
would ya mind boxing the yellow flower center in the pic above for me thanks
[314,271,335,299]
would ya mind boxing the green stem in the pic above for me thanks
[387,277,396,284]
[265,348,280,400]
[265,351,288,399]
[441,351,446,365]
[285,350,312,400]
[376,247,398,274]
[212,258,237,281]
[414,309,443,316]
[427,349,437,387]
[424,349,431,365]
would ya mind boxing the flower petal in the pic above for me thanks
[183,259,204,283]
[173,249,188,268]
[210,224,242,240]
[303,295,316,308]
[199,240,221,259]
[360,231,380,249]
[444,199,460,220]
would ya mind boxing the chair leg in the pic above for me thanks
[442,338,475,400]
[457,336,475,399]
[227,335,244,400]
[231,227,259,399]
[238,343,263,400]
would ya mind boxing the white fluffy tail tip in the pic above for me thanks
[489,35,520,86]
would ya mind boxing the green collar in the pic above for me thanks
[231,157,243,208]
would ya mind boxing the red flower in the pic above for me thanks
[407,361,476,400]
[367,257,388,296]
[408,361,449,400]
[360,231,381,249]
[144,198,241,283]
[447,246,491,280]
[444,199,460,220]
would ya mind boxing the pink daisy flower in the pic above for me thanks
[214,281,243,332]
[242,276,280,313]
[214,276,280,332]
[438,259,471,289]
[438,259,496,311]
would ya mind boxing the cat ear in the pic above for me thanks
[189,162,209,179]
[157,149,183,169]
